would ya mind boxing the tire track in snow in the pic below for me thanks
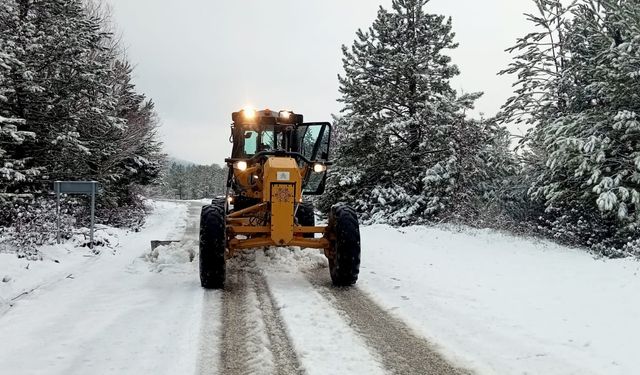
[219,263,256,375]
[196,290,222,375]
[257,249,386,375]
[306,268,472,375]
[250,271,305,375]
[220,254,303,375]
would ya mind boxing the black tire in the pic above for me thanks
[296,201,315,238]
[199,204,226,289]
[328,203,361,286]
[211,197,225,211]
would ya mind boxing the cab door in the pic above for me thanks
[294,122,331,195]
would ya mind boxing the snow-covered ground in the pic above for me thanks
[0,201,215,375]
[357,225,640,375]
[251,227,640,375]
[2,200,639,374]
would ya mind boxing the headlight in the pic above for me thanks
[313,163,327,173]
[234,160,248,171]
[279,110,291,120]
[242,107,256,120]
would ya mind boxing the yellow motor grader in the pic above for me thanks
[199,108,361,289]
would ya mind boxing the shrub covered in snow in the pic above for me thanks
[0,194,150,259]
[0,196,77,259]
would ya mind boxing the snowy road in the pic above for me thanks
[3,201,640,374]
[218,253,466,375]
[0,201,209,375]
[0,201,467,375]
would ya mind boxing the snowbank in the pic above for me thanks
[0,200,189,314]
[0,201,209,375]
[359,224,640,375]
[145,240,196,272]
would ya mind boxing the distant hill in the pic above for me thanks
[168,157,196,167]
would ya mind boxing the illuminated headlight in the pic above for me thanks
[279,110,292,120]
[234,160,248,171]
[227,196,234,204]
[242,107,256,120]
[313,163,327,173]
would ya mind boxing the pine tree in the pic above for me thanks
[321,0,514,224]
[0,1,40,195]
[159,162,227,200]
[0,1,115,188]
[1,0,164,199]
[502,0,640,254]
[92,60,164,205]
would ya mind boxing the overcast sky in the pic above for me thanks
[106,0,537,165]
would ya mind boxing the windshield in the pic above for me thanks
[239,126,288,157]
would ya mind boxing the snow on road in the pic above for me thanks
[358,224,640,375]
[3,201,640,375]
[0,201,216,375]
[256,248,387,375]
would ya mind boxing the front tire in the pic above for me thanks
[199,204,226,289]
[328,203,361,286]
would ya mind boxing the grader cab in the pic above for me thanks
[199,108,361,289]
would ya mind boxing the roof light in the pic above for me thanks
[279,110,292,120]
[242,107,256,120]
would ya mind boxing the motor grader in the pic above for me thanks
[199,108,360,289]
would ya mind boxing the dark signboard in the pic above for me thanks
[54,181,101,249]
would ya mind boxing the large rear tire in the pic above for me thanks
[328,203,361,286]
[199,203,226,289]
[296,201,315,238]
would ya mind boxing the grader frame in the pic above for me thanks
[198,108,360,289]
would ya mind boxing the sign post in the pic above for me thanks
[54,181,101,249]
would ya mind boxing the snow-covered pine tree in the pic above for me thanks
[157,162,227,200]
[497,0,574,230]
[1,0,165,237]
[502,0,640,255]
[321,0,515,225]
[0,0,118,187]
[0,1,41,196]
[93,59,164,206]
[1,0,163,199]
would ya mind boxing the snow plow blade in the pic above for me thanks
[150,240,180,251]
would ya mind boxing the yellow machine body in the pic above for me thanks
[263,157,299,245]
[226,156,329,258]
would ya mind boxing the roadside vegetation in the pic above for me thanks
[2,0,639,258]
[321,0,640,257]
[153,161,227,200]
[0,0,163,257]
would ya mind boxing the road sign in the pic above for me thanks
[54,181,100,249]
[54,181,101,195]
